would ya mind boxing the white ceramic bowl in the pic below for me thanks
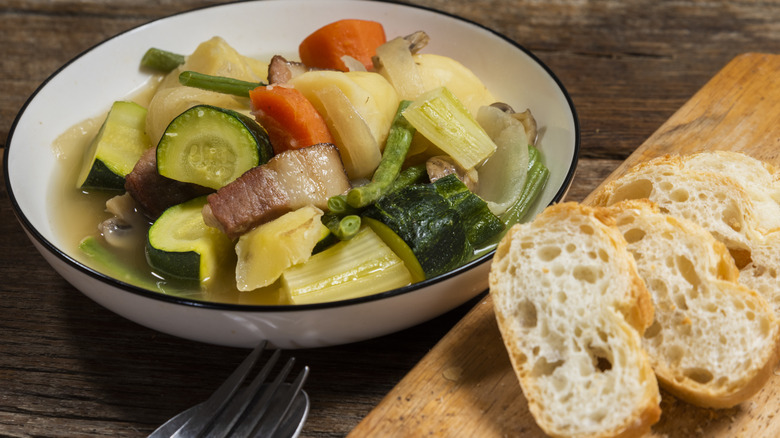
[4,0,578,349]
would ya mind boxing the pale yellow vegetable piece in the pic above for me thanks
[414,53,496,116]
[235,205,324,291]
[403,87,497,170]
[475,105,530,215]
[375,37,426,100]
[313,85,382,179]
[290,70,399,178]
[281,226,412,305]
[146,37,268,145]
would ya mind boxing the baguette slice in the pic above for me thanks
[683,151,780,233]
[606,199,780,408]
[591,152,780,315]
[489,202,660,438]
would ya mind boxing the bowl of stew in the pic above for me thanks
[4,0,578,348]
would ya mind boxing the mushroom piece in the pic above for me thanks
[267,55,312,84]
[426,155,479,193]
[405,30,430,54]
[98,193,148,250]
[490,102,538,146]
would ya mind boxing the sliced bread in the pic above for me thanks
[605,199,779,408]
[591,152,780,315]
[489,202,660,438]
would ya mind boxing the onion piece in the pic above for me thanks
[475,105,530,215]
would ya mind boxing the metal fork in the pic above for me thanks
[149,341,310,438]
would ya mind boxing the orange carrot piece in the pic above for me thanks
[298,19,386,72]
[250,85,335,154]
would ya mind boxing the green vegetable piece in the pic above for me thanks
[322,212,362,241]
[500,144,549,225]
[364,217,425,283]
[281,226,413,305]
[346,100,416,208]
[145,196,234,284]
[312,223,338,254]
[178,71,263,97]
[402,86,497,170]
[156,105,273,190]
[327,194,359,216]
[432,174,504,248]
[364,183,472,279]
[77,101,151,191]
[78,236,159,290]
[387,164,427,194]
[141,48,185,72]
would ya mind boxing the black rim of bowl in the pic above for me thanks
[3,0,580,313]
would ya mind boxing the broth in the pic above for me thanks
[49,85,289,305]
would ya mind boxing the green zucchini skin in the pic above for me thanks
[79,159,126,191]
[77,101,151,191]
[145,196,233,283]
[364,183,472,279]
[156,105,273,190]
[364,174,503,279]
[432,174,505,247]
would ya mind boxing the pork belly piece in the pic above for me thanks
[204,143,351,238]
[124,147,213,220]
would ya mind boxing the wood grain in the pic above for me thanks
[351,53,780,437]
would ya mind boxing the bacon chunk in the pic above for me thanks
[204,143,351,238]
[124,147,213,220]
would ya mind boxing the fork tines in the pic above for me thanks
[173,341,309,438]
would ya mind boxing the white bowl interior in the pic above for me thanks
[5,0,578,348]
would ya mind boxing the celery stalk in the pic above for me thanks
[281,227,412,304]
[402,87,497,170]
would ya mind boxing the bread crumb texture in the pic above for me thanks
[607,199,779,409]
[490,202,661,438]
[491,152,780,437]
[593,152,780,316]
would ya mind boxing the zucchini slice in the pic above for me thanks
[77,101,151,191]
[145,196,233,285]
[364,174,503,279]
[363,217,425,283]
[364,182,472,279]
[156,105,273,189]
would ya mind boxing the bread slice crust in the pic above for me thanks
[592,152,780,316]
[606,199,780,409]
[490,202,660,438]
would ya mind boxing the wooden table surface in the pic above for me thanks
[2,1,779,437]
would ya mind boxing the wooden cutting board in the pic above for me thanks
[349,53,780,437]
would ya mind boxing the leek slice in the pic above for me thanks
[281,226,412,304]
[402,87,497,170]
[475,105,530,215]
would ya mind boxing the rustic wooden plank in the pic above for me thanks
[351,53,780,437]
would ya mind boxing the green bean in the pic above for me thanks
[178,71,263,97]
[500,144,549,225]
[387,164,427,194]
[346,100,416,208]
[140,48,185,72]
[327,194,359,216]
[322,213,362,241]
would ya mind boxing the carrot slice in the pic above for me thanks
[250,85,335,154]
[298,19,386,72]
